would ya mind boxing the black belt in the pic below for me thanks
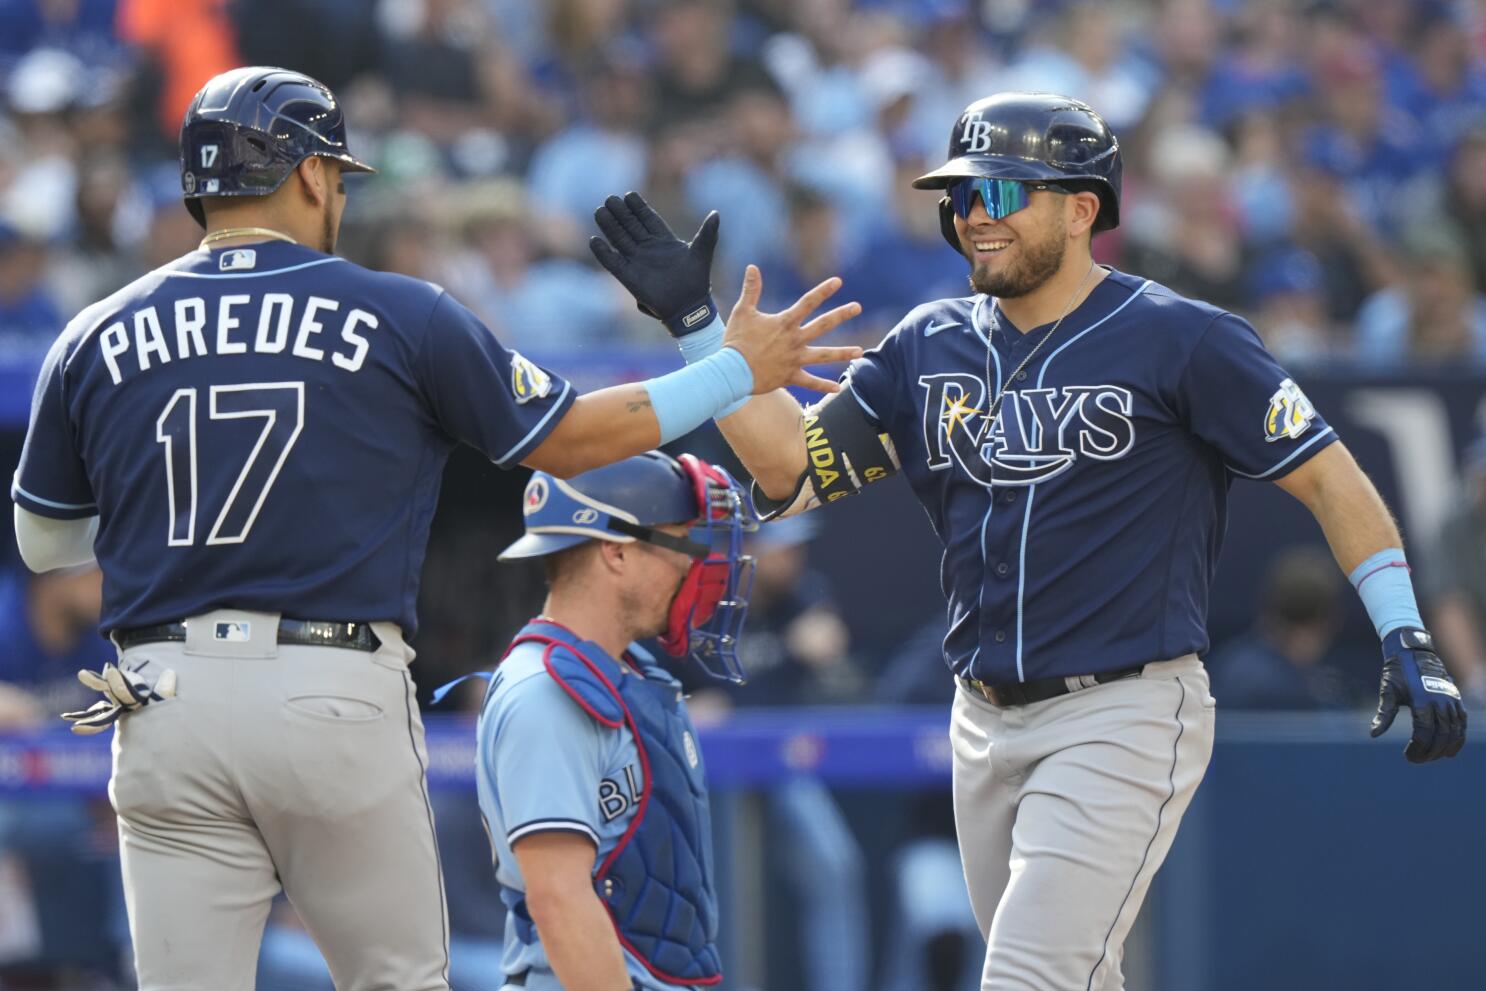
[114,618,382,653]
[959,664,1145,707]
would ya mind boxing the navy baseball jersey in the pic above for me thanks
[846,268,1336,683]
[12,241,574,635]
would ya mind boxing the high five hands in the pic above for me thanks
[724,264,861,394]
[590,191,861,394]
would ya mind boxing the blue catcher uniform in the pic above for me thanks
[10,67,575,991]
[473,452,753,990]
[477,623,720,991]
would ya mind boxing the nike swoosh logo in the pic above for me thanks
[924,320,959,337]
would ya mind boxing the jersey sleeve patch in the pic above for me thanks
[1263,378,1318,443]
[510,350,554,405]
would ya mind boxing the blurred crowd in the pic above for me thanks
[4,0,1486,374]
[4,0,1486,988]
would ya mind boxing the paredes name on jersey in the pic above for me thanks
[96,293,378,385]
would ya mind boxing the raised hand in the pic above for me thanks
[589,191,720,336]
[722,265,862,394]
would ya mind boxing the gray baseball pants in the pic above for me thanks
[951,655,1215,991]
[109,610,450,991]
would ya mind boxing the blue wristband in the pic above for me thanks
[677,315,748,418]
[643,347,753,444]
[1348,548,1424,639]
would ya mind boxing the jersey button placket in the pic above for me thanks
[980,475,1022,680]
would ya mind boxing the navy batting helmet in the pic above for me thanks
[179,66,375,227]
[500,452,758,683]
[914,92,1122,252]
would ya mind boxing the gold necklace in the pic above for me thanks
[199,226,297,248]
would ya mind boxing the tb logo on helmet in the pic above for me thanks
[959,111,995,154]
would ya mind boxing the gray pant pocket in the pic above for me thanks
[285,694,385,723]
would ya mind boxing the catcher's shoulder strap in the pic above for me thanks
[526,635,626,728]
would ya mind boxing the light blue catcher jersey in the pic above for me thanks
[846,268,1337,684]
[475,641,698,990]
[12,242,573,635]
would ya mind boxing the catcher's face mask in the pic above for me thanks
[948,177,1064,222]
[649,455,757,684]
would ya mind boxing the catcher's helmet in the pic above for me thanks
[179,66,375,227]
[500,452,758,683]
[914,92,1122,252]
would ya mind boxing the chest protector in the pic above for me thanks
[505,620,722,986]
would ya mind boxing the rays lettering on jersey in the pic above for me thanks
[918,373,1136,486]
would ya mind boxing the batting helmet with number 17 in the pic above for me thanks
[179,66,376,227]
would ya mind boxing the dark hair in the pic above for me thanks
[542,541,598,587]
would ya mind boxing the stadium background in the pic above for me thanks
[1,0,1484,988]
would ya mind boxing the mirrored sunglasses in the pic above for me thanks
[948,178,1062,221]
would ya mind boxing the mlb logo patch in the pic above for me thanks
[220,249,257,272]
[214,621,251,642]
[203,178,220,193]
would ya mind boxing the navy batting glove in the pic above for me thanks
[589,191,720,337]
[1370,627,1467,763]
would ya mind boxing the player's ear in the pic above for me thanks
[296,156,329,210]
[597,540,628,574]
[1066,190,1100,239]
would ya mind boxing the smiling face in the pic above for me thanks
[953,184,1075,299]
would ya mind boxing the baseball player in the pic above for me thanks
[8,66,855,991]
[473,451,753,990]
[590,93,1467,990]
